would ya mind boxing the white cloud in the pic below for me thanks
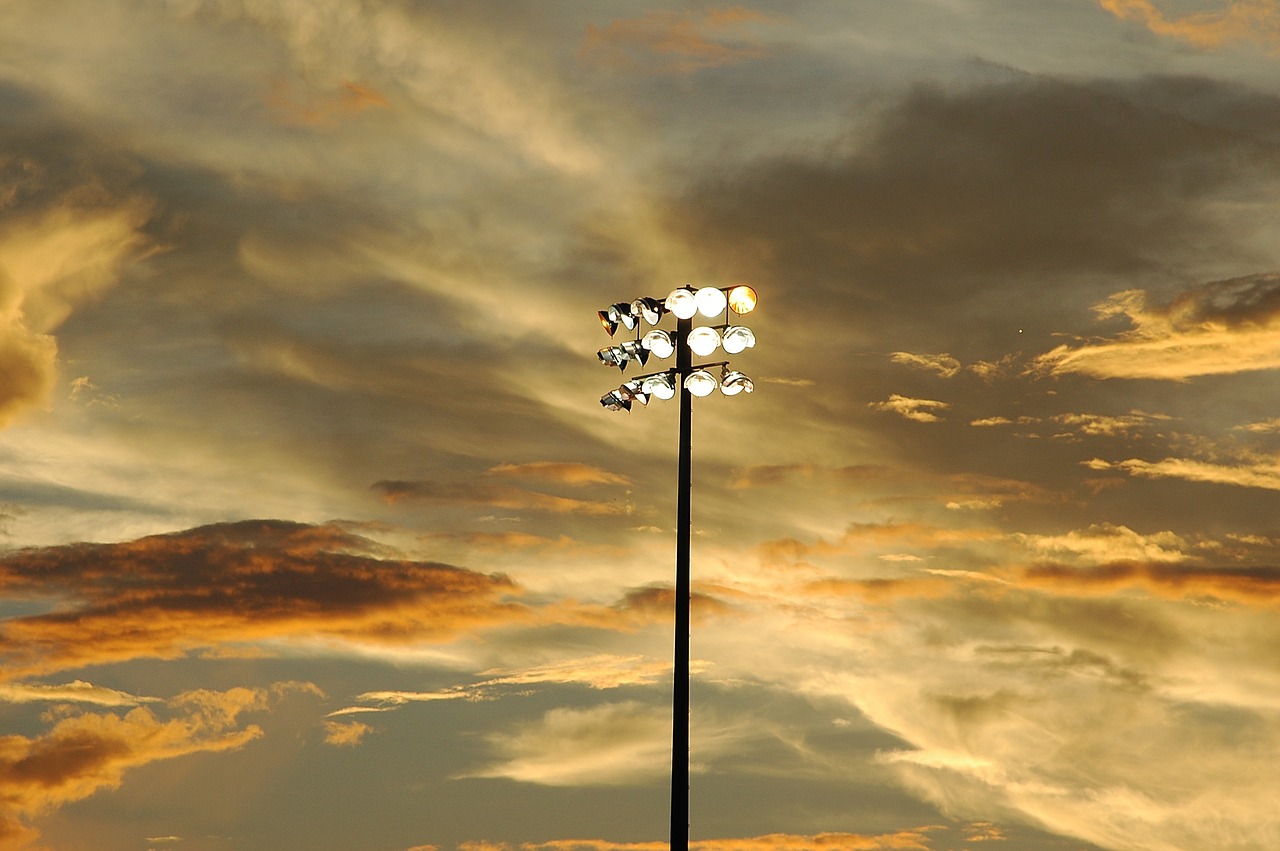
[869,394,949,423]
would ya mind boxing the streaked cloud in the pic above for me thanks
[485,462,631,487]
[0,680,160,707]
[1014,523,1191,563]
[1090,455,1280,490]
[869,395,949,423]
[1099,0,1280,50]
[890,352,961,379]
[0,520,522,678]
[579,8,781,74]
[372,479,630,516]
[1035,275,1280,380]
[467,701,670,786]
[519,831,935,851]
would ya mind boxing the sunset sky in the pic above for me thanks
[4,2,1280,849]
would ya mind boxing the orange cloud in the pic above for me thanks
[372,479,629,516]
[0,520,523,679]
[580,8,780,74]
[267,78,391,127]
[890,352,961,378]
[1023,560,1280,604]
[518,831,935,851]
[322,719,375,747]
[0,684,284,848]
[1099,0,1280,50]
[485,462,631,487]
[1091,455,1280,491]
[1034,276,1280,380]
[869,395,949,423]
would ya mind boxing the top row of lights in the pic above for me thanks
[599,285,757,336]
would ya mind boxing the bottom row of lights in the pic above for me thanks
[600,366,754,411]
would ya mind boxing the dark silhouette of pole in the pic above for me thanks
[670,315,692,851]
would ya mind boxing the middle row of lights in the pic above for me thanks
[597,286,757,373]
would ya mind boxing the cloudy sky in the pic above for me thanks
[3,1,1280,849]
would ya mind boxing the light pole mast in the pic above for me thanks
[595,285,758,851]
[670,315,692,851]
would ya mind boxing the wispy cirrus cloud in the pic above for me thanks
[1099,0,1280,51]
[1088,455,1280,491]
[485,462,631,487]
[579,8,781,74]
[466,701,670,786]
[0,680,160,707]
[372,479,629,516]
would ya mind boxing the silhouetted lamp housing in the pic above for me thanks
[591,283,759,851]
[596,284,759,410]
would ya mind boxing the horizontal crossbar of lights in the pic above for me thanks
[596,285,758,413]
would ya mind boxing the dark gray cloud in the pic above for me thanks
[0,520,521,678]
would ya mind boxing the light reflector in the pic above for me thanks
[686,325,720,356]
[695,286,727,317]
[686,369,716,397]
[600,390,631,411]
[641,329,675,359]
[719,367,754,396]
[721,325,755,354]
[631,297,664,326]
[727,285,757,315]
[665,287,697,319]
[641,373,677,400]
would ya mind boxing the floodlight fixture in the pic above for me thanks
[686,325,720,357]
[597,345,626,368]
[719,367,754,396]
[620,340,649,369]
[642,329,676,359]
[726,285,758,315]
[694,286,728,317]
[632,297,665,326]
[621,379,650,406]
[685,369,716,397]
[599,389,631,411]
[641,372,677,400]
[721,325,756,354]
[665,286,698,319]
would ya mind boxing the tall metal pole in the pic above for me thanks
[670,315,692,851]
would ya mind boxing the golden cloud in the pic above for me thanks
[267,78,391,127]
[372,479,629,516]
[1099,0,1280,50]
[517,831,934,851]
[869,395,950,423]
[0,684,283,848]
[890,351,961,378]
[1023,560,1280,604]
[0,520,523,679]
[579,8,780,74]
[0,190,152,427]
[1034,276,1280,380]
[485,462,631,487]
[1092,455,1280,491]
[322,719,375,747]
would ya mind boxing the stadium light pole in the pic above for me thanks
[596,284,759,851]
